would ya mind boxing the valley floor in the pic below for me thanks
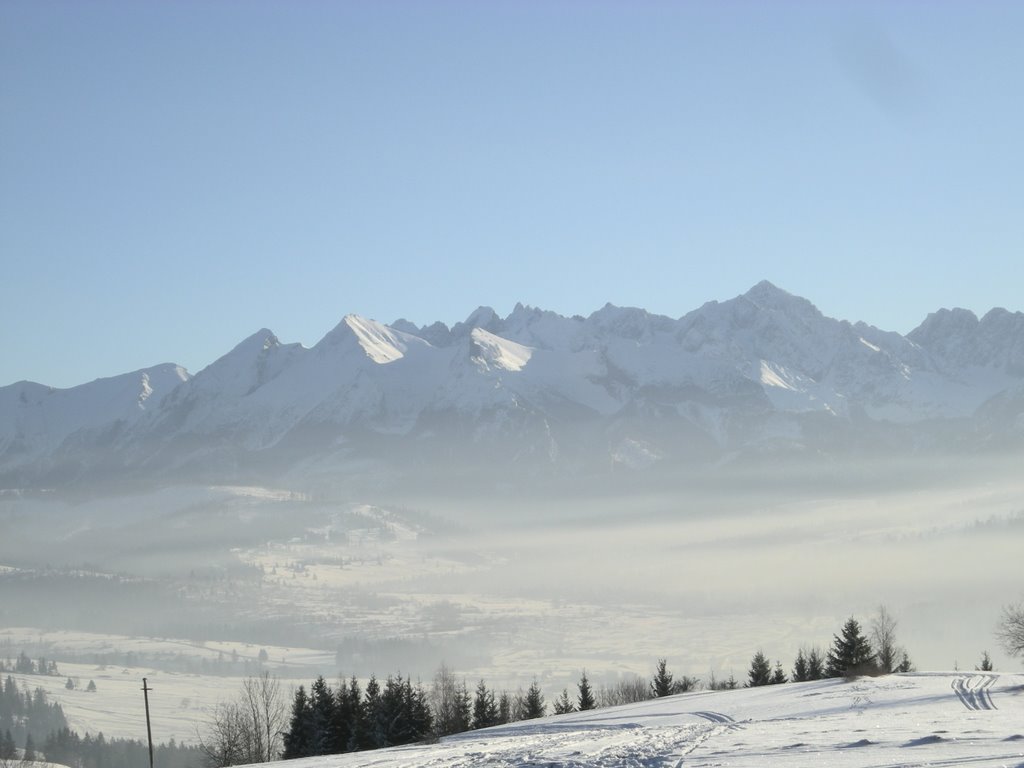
[279,672,1024,768]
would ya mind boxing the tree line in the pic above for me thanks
[1,675,67,751]
[0,675,198,768]
[200,609,922,766]
[743,608,913,688]
[0,655,60,677]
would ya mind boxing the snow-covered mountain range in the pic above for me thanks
[3,281,1023,489]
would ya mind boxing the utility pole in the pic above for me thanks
[142,678,154,768]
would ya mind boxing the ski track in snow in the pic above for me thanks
[347,721,710,768]
[951,673,998,711]
[689,711,742,730]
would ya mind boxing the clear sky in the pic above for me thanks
[2,1,1023,388]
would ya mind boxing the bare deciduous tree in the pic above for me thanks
[597,675,651,708]
[871,605,900,674]
[429,663,470,738]
[199,700,248,768]
[997,602,1024,658]
[199,672,286,767]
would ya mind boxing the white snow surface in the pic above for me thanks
[470,329,533,372]
[3,282,1024,474]
[0,364,189,461]
[250,672,1024,768]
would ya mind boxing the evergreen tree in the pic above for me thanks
[792,649,809,683]
[23,734,36,762]
[343,676,367,753]
[86,680,97,693]
[770,661,787,685]
[826,618,877,678]
[1,729,16,760]
[552,689,574,715]
[309,676,335,755]
[362,676,381,750]
[747,651,772,687]
[282,685,314,759]
[496,692,511,725]
[409,680,433,742]
[651,659,674,698]
[376,675,407,748]
[895,651,913,673]
[454,682,472,735]
[65,678,75,691]
[576,671,595,711]
[807,647,825,680]
[471,681,498,730]
[523,681,545,719]
[328,676,357,754]
[977,651,994,672]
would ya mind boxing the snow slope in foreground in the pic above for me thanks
[279,673,1024,768]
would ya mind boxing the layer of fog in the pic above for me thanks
[1,453,1021,691]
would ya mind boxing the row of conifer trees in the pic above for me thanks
[280,666,558,758]
[273,611,917,761]
[744,614,913,688]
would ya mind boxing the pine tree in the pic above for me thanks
[552,689,574,715]
[0,729,16,760]
[377,675,407,747]
[977,651,994,672]
[895,651,913,673]
[362,676,381,750]
[471,680,499,730]
[576,671,596,711]
[747,651,772,687]
[309,676,335,755]
[770,661,787,685]
[328,676,357,754]
[86,680,97,693]
[807,647,825,680]
[454,681,472,734]
[282,685,314,759]
[23,734,36,762]
[344,676,366,752]
[496,691,512,724]
[651,659,674,698]
[792,649,809,682]
[523,681,545,719]
[825,617,877,678]
[409,680,433,742]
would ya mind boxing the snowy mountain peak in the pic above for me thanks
[469,328,534,372]
[909,306,1024,374]
[3,284,1024,489]
[740,280,825,322]
[341,314,418,364]
[448,306,502,340]
[233,328,281,356]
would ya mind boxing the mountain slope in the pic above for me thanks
[274,672,1024,768]
[2,282,1023,489]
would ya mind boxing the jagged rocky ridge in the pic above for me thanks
[2,281,1023,490]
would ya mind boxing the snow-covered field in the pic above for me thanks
[2,661,308,745]
[280,672,1024,768]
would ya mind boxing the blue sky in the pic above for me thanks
[2,1,1023,388]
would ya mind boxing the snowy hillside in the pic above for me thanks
[257,672,1024,768]
[2,282,1023,489]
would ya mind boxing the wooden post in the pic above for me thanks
[142,678,154,768]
